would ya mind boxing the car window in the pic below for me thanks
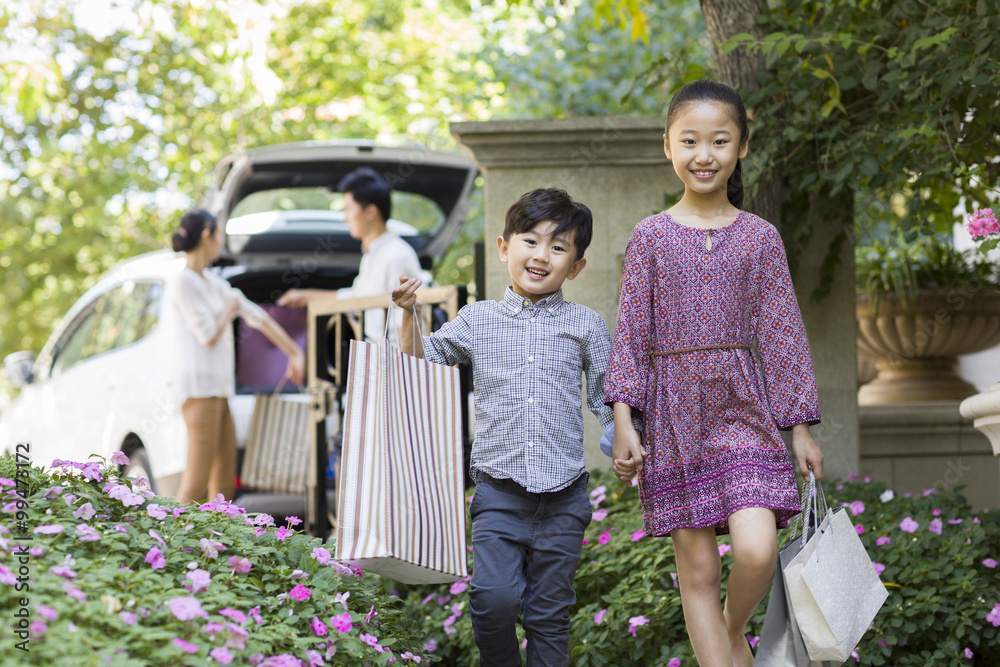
[230,187,444,233]
[48,281,163,378]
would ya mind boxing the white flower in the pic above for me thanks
[880,489,894,502]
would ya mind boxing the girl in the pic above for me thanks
[604,80,825,667]
[166,209,305,504]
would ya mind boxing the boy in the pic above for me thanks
[391,188,613,667]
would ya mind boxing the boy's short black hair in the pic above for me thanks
[337,167,392,223]
[503,188,593,260]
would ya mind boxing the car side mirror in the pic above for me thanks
[3,351,35,388]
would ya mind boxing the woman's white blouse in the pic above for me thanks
[162,267,266,402]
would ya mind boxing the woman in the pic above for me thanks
[166,209,305,503]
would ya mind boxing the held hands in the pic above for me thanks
[391,275,423,313]
[611,425,647,484]
[791,423,824,480]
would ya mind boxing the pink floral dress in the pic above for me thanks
[604,211,820,536]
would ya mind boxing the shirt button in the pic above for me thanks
[530,317,536,323]
[527,397,534,404]
[527,355,534,362]
[523,300,531,307]
[528,441,534,448]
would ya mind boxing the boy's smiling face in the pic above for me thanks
[498,220,587,303]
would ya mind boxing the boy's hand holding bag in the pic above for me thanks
[334,298,468,584]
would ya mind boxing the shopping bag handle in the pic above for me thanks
[790,470,828,547]
[271,376,305,397]
[385,293,425,345]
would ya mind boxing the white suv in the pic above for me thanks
[0,141,478,499]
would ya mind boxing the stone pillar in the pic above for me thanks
[451,117,859,479]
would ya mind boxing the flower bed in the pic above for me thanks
[382,470,1000,666]
[0,454,427,665]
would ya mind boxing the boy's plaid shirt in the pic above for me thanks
[421,287,614,493]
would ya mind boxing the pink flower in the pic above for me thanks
[30,620,47,635]
[311,547,331,564]
[286,515,302,526]
[929,518,943,535]
[185,569,211,594]
[965,648,974,659]
[872,562,886,576]
[149,529,166,547]
[598,531,611,545]
[76,524,102,542]
[876,537,891,546]
[718,543,732,556]
[400,652,422,663]
[144,546,166,570]
[274,526,292,542]
[311,616,328,636]
[219,608,247,624]
[424,639,438,652]
[37,605,57,621]
[855,524,865,535]
[289,584,311,601]
[73,502,96,521]
[594,608,607,625]
[848,500,865,516]
[899,517,919,533]
[147,504,168,520]
[331,611,352,633]
[592,508,609,521]
[668,659,681,667]
[967,207,999,239]
[172,637,198,653]
[169,596,207,621]
[109,451,130,466]
[631,529,644,542]
[228,556,252,573]
[628,615,650,637]
[64,583,87,601]
[49,565,77,579]
[34,524,65,535]
[932,508,941,516]
[211,647,235,664]
[119,610,138,625]
[360,632,382,650]
[450,579,468,595]
[986,603,1000,627]
[983,558,998,568]
[200,538,226,558]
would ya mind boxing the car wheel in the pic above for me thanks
[120,441,158,496]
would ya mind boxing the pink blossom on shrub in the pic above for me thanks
[48,565,76,578]
[274,526,292,542]
[286,515,302,527]
[929,518,943,535]
[109,451,130,466]
[855,524,865,535]
[400,652,422,663]
[76,524,101,541]
[983,558,998,568]
[226,622,249,650]
[37,604,57,621]
[592,508,609,521]
[249,606,264,625]
[185,568,211,593]
[228,556,252,573]
[310,616,328,636]
[73,502,96,521]
[147,504,168,520]
[65,583,87,601]
[899,517,918,533]
[331,611,352,633]
[967,208,999,239]
[628,615,650,637]
[144,546,166,570]
[106,483,144,507]
[631,529,644,541]
[30,620,47,635]
[848,500,865,516]
[261,654,302,666]
[311,547,331,564]
[172,507,186,519]
[211,647,235,664]
[289,584,311,601]
[718,544,732,556]
[119,610,138,625]
[872,562,886,576]
[594,608,607,625]
[172,637,198,654]
[360,632,383,650]
[149,529,166,547]
[598,531,612,545]
[219,608,247,624]
[200,538,226,558]
[306,649,323,666]
[987,603,1000,627]
[668,659,681,667]
[965,648,974,659]
[450,579,468,595]
[876,537,891,546]
[34,524,65,535]
[43,486,64,499]
[169,596,207,621]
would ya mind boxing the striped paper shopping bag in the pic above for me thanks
[334,338,467,584]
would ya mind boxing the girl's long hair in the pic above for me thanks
[665,79,749,209]
[171,209,217,253]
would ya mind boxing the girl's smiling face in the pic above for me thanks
[664,100,749,202]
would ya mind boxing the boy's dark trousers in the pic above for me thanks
[468,473,592,667]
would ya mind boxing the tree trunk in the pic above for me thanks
[700,0,782,230]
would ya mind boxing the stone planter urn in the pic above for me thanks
[856,289,1000,404]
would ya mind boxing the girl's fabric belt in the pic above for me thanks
[650,344,751,358]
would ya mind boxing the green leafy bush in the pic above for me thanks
[0,454,427,666]
[383,470,1000,667]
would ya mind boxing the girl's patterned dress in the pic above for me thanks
[604,211,821,536]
